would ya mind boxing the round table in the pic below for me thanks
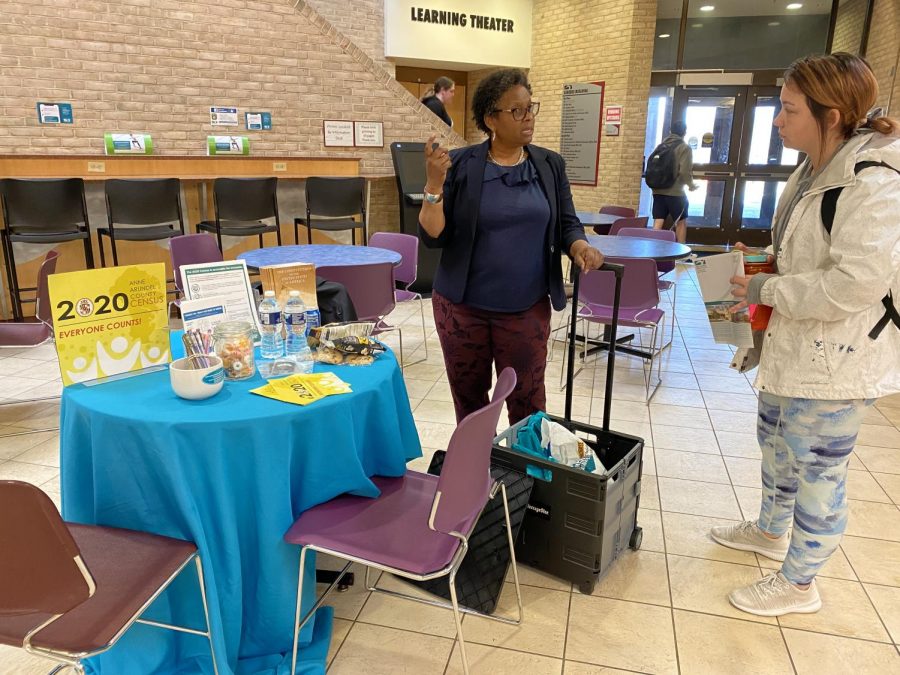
[238,244,401,270]
[587,234,691,262]
[576,212,620,227]
[60,337,421,674]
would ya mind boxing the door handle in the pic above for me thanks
[698,172,734,177]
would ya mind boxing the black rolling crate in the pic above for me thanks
[402,452,534,614]
[491,263,645,595]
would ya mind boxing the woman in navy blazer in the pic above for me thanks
[419,68,604,424]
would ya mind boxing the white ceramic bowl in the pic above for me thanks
[169,355,225,400]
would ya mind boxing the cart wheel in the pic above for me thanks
[578,580,595,595]
[629,526,643,550]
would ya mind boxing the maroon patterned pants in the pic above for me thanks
[432,291,551,425]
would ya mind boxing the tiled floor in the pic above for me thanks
[3,264,900,674]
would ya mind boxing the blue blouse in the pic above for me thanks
[462,158,551,312]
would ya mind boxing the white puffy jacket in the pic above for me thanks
[754,131,900,400]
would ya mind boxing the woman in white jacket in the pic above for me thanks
[710,52,900,617]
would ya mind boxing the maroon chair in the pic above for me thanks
[592,205,636,235]
[0,250,58,349]
[368,232,428,363]
[315,261,408,366]
[618,227,679,346]
[608,216,650,236]
[284,368,521,675]
[0,480,220,674]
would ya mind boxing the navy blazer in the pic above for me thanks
[418,140,587,312]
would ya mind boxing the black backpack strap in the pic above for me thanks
[869,291,900,340]
[820,161,899,236]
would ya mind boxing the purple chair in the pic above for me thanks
[0,250,58,349]
[283,368,522,675]
[561,256,664,400]
[169,234,223,297]
[618,227,678,347]
[607,216,649,236]
[316,261,408,367]
[369,232,428,363]
[591,205,637,235]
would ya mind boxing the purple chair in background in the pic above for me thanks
[315,262,407,367]
[561,256,664,400]
[283,368,522,675]
[169,233,224,298]
[368,232,429,363]
[0,250,58,350]
[618,227,678,347]
[591,205,636,235]
[607,216,649,236]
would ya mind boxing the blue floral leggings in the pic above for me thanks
[756,392,874,585]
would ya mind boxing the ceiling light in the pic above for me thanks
[786,2,803,9]
[699,5,715,11]
[693,23,703,27]
[658,33,671,38]
[769,21,781,25]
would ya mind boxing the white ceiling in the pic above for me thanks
[657,0,836,20]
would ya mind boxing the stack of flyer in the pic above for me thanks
[694,250,754,348]
[251,372,351,406]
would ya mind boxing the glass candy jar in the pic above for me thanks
[213,321,255,380]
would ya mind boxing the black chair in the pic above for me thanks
[0,178,94,320]
[295,177,367,245]
[196,178,282,252]
[100,178,185,267]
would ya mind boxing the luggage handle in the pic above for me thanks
[564,262,624,430]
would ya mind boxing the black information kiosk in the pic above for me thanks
[390,141,441,295]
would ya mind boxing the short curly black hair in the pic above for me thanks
[471,69,532,136]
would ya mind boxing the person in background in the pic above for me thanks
[651,120,697,243]
[712,52,900,617]
[418,68,604,425]
[421,77,455,128]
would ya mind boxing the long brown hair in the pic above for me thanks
[783,52,899,146]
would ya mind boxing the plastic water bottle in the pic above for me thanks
[284,291,313,372]
[258,290,283,359]
[305,307,320,336]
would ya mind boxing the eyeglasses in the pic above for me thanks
[491,102,540,121]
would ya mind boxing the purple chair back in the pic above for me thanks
[170,234,223,294]
[369,232,418,289]
[608,216,649,236]
[580,256,659,311]
[430,368,517,535]
[599,205,635,218]
[618,227,677,274]
[316,262,396,321]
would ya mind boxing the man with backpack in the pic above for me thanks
[645,120,697,243]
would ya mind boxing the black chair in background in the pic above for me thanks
[196,177,282,252]
[295,177,367,245]
[100,178,185,267]
[0,178,94,320]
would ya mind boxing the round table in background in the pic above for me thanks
[238,244,401,270]
[587,234,691,262]
[576,212,620,228]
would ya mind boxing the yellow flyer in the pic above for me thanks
[48,263,170,385]
[251,373,351,406]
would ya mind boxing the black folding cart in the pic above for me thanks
[492,262,645,595]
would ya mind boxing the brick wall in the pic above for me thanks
[832,0,868,54]
[528,0,655,213]
[0,0,466,177]
[866,0,900,113]
[306,0,395,77]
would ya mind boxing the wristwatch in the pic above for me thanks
[423,188,443,204]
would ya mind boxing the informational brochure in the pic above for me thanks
[695,251,754,348]
[209,106,239,126]
[245,112,272,130]
[251,372,352,406]
[179,260,260,334]
[180,296,228,333]
[104,133,153,155]
[37,102,73,124]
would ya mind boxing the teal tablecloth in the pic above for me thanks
[60,338,421,674]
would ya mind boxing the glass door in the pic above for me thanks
[669,85,800,246]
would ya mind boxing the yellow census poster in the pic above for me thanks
[48,263,170,386]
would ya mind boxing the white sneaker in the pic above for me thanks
[710,520,789,561]
[729,572,822,617]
